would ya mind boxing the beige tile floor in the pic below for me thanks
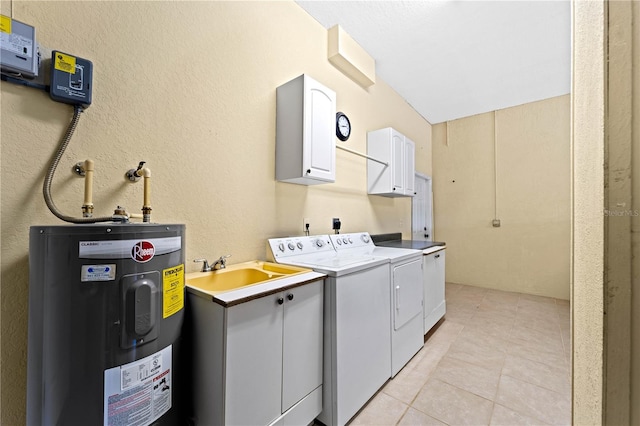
[350,283,571,426]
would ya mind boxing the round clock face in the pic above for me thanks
[336,112,351,141]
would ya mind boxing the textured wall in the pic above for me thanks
[633,2,640,422]
[572,1,605,423]
[432,95,570,299]
[0,2,431,423]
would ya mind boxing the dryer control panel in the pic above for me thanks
[267,235,334,260]
[329,232,374,250]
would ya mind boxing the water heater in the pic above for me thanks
[27,223,186,426]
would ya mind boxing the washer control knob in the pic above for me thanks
[296,242,303,250]
[361,234,370,243]
[348,237,353,243]
[342,237,348,244]
[278,243,285,252]
[287,243,295,251]
[315,239,324,248]
[336,239,342,245]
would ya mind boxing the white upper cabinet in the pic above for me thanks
[276,75,336,185]
[367,127,416,197]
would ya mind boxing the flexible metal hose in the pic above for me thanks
[43,105,115,223]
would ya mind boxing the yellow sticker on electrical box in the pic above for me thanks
[54,52,76,74]
[0,15,11,34]
[162,264,184,318]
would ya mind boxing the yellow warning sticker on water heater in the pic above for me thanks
[54,51,76,74]
[0,15,11,34]
[162,264,184,318]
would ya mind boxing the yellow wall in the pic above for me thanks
[0,2,431,423]
[572,1,640,423]
[633,1,640,421]
[432,96,570,300]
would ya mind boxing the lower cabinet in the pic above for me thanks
[423,249,446,334]
[189,279,324,426]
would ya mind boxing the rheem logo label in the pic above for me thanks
[132,241,155,263]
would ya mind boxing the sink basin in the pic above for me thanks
[186,261,310,294]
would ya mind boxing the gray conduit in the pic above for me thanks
[43,105,115,223]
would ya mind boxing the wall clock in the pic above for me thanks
[336,112,351,141]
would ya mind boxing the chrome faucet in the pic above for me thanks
[212,254,231,270]
[194,255,231,272]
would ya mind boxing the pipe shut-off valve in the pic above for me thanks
[125,161,152,222]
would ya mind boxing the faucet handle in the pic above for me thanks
[193,258,212,272]
[217,254,232,268]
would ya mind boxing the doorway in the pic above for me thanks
[412,173,433,241]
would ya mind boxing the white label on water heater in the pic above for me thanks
[81,264,116,282]
[79,236,181,259]
[103,345,172,426]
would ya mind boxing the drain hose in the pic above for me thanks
[43,105,115,223]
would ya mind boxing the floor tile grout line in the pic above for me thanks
[352,283,571,426]
[489,293,543,426]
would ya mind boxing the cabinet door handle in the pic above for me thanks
[277,297,284,305]
[287,293,294,301]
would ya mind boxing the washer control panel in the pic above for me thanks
[267,235,334,259]
[329,232,374,251]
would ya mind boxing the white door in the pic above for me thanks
[304,77,336,182]
[393,259,423,330]
[391,131,405,192]
[226,294,283,426]
[412,174,433,241]
[282,281,323,412]
[434,251,446,306]
[404,139,416,196]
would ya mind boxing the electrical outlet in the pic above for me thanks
[303,218,310,232]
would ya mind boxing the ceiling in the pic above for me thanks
[296,1,571,124]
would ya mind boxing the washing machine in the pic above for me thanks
[267,235,390,426]
[329,233,424,377]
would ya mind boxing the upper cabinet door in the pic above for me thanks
[404,137,415,195]
[367,127,416,197]
[304,79,336,182]
[276,74,336,185]
[391,131,405,193]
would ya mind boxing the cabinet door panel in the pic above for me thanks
[434,251,446,303]
[282,280,323,412]
[226,295,283,426]
[422,254,438,319]
[391,132,404,192]
[404,139,415,195]
[423,251,446,334]
[305,82,336,181]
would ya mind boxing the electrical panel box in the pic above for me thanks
[49,50,92,107]
[0,15,38,77]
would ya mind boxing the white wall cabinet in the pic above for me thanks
[423,249,446,334]
[367,127,416,197]
[189,280,324,426]
[276,74,336,185]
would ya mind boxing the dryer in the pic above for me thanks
[329,233,424,377]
